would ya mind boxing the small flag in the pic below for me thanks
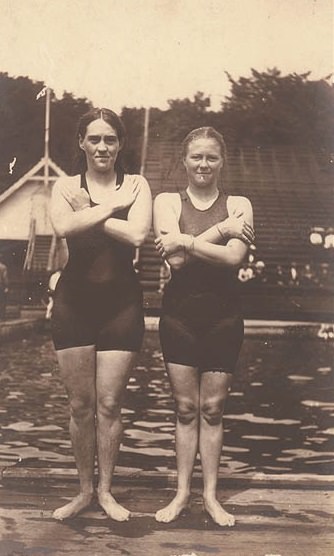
[9,157,17,174]
[36,86,48,100]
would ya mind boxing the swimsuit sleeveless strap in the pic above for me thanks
[80,171,125,192]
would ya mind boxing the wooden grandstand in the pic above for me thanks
[139,142,334,319]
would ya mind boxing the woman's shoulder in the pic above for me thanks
[54,174,81,191]
[227,195,252,210]
[124,173,147,184]
[124,173,151,192]
[154,191,180,204]
[153,192,182,219]
[154,191,181,210]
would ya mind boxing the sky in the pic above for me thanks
[0,0,333,112]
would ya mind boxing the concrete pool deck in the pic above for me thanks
[0,471,333,556]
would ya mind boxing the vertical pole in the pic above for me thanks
[135,107,150,270]
[44,87,51,188]
[140,107,150,175]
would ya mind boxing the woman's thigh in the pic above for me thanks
[96,350,137,406]
[200,371,233,410]
[165,362,200,407]
[56,345,96,404]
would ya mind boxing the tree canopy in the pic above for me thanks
[222,68,334,148]
[0,73,91,193]
[0,69,332,193]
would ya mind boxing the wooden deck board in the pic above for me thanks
[0,478,333,556]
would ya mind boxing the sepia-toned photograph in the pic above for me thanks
[0,1,333,555]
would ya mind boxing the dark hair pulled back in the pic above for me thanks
[72,108,127,175]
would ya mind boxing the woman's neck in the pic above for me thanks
[86,166,117,187]
[186,183,219,201]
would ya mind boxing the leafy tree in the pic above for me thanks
[120,107,145,172]
[50,92,91,174]
[1,70,333,194]
[150,91,216,141]
[0,73,45,191]
[222,68,334,148]
[0,73,91,192]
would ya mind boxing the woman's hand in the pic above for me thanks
[218,213,255,245]
[155,231,186,258]
[61,184,91,211]
[111,177,141,212]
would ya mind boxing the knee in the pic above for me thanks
[175,397,199,425]
[97,395,121,420]
[201,396,226,426]
[70,396,95,423]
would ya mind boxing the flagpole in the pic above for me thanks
[133,107,150,270]
[140,107,150,175]
[44,87,51,188]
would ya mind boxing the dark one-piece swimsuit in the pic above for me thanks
[52,173,144,352]
[159,189,244,372]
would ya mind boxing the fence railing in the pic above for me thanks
[23,218,36,272]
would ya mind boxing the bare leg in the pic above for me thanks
[200,371,235,527]
[53,346,96,520]
[155,363,199,523]
[96,350,136,521]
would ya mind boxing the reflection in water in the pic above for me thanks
[0,330,333,475]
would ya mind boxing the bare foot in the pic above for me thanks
[155,494,190,523]
[53,492,93,521]
[204,497,235,527]
[98,491,130,521]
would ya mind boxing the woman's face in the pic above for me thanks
[79,118,122,173]
[183,137,224,188]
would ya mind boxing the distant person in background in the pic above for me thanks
[50,108,152,521]
[45,269,62,320]
[275,264,286,286]
[0,255,9,320]
[154,127,254,527]
[300,263,317,287]
[318,263,332,289]
[324,228,334,250]
[287,261,299,287]
[253,260,267,285]
[237,261,254,283]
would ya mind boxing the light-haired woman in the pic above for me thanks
[154,127,254,527]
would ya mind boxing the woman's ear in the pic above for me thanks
[79,135,85,151]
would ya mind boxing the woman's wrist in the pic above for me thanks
[107,200,118,215]
[216,222,229,240]
[79,203,91,211]
[183,234,195,253]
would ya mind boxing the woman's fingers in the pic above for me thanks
[232,208,244,218]
[132,182,140,196]
[241,222,255,244]
[155,239,164,250]
[129,177,141,199]
[155,237,167,258]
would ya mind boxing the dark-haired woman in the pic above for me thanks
[50,108,152,521]
[154,127,254,527]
